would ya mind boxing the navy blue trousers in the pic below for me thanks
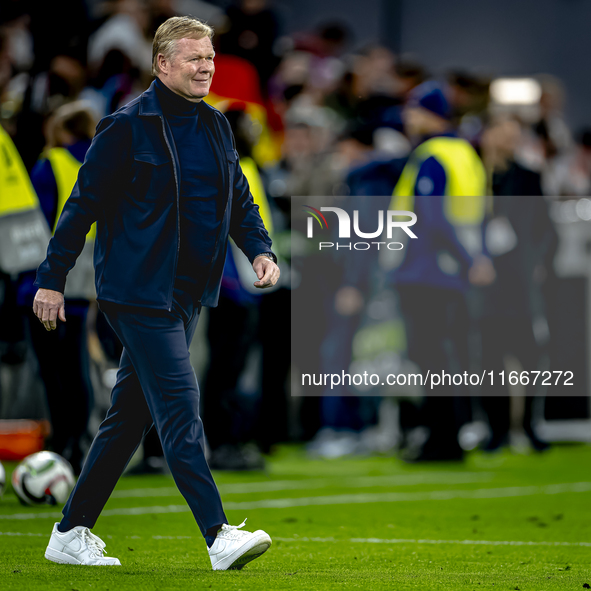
[60,300,227,536]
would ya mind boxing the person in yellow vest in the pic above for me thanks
[0,123,49,365]
[20,101,97,474]
[390,81,493,462]
[0,126,43,227]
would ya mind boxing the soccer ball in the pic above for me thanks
[12,451,75,506]
[0,461,5,498]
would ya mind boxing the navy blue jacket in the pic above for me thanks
[35,81,273,309]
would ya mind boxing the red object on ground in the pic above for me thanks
[0,420,50,461]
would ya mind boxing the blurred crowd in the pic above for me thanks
[1,0,591,471]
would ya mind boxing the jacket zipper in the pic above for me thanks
[160,115,180,311]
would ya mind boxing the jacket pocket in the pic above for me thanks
[132,152,172,201]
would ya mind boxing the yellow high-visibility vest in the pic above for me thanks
[45,147,96,240]
[239,155,274,236]
[392,136,486,226]
[0,125,40,216]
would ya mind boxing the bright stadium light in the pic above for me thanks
[490,78,542,105]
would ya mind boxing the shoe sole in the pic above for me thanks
[212,533,271,571]
[45,547,121,566]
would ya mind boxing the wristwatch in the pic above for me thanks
[254,252,277,264]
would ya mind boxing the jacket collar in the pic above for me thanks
[139,80,164,116]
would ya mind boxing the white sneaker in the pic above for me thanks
[208,519,271,571]
[45,523,121,565]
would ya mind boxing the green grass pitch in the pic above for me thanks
[1,444,591,590]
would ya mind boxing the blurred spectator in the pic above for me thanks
[533,74,572,162]
[0,16,32,78]
[1,1,89,73]
[544,128,591,196]
[4,0,90,169]
[0,28,15,127]
[446,70,490,147]
[267,51,311,110]
[268,108,341,197]
[217,0,281,91]
[346,155,408,198]
[324,45,400,134]
[14,50,87,170]
[393,58,427,98]
[208,53,282,166]
[147,0,225,34]
[478,116,558,451]
[18,101,98,474]
[267,22,351,119]
[510,75,575,189]
[87,0,153,76]
[80,49,140,119]
[292,21,351,59]
[147,0,178,33]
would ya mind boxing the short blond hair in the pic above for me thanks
[152,16,214,76]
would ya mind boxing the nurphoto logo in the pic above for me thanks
[303,205,418,251]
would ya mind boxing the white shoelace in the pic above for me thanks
[218,519,249,540]
[80,528,108,557]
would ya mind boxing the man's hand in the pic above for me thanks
[253,256,280,289]
[33,288,66,331]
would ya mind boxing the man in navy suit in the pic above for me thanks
[35,16,278,570]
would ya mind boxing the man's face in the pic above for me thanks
[158,36,215,102]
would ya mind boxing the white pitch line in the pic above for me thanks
[111,472,495,499]
[2,481,591,521]
[277,537,591,548]
[2,532,588,548]
[0,532,45,537]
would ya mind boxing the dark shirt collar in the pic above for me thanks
[154,77,199,116]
